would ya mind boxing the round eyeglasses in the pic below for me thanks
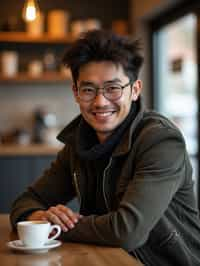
[77,81,132,102]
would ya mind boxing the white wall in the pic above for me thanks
[0,82,80,133]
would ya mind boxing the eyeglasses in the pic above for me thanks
[77,81,132,102]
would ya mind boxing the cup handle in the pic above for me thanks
[48,225,61,241]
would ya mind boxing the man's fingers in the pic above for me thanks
[46,209,69,232]
[47,206,79,231]
[41,205,83,233]
[56,204,80,223]
[53,207,76,228]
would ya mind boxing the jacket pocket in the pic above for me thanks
[157,230,192,266]
[148,218,193,266]
[142,216,194,266]
[137,230,193,266]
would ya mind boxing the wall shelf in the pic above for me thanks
[0,32,74,44]
[0,72,71,83]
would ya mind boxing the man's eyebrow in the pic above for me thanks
[104,78,122,84]
[79,78,122,86]
[79,81,95,86]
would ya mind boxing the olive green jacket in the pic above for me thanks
[10,98,200,265]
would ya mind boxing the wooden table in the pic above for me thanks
[0,214,142,266]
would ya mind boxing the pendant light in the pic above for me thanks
[22,0,40,22]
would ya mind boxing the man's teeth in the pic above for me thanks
[94,112,113,117]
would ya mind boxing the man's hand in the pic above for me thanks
[27,204,83,232]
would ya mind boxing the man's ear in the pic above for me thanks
[132,80,142,101]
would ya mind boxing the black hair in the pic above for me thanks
[62,30,144,85]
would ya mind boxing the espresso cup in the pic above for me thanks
[17,221,61,248]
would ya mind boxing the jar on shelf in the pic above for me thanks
[1,51,19,77]
[43,50,57,72]
[84,19,101,32]
[26,12,44,36]
[70,20,85,39]
[28,60,43,77]
[47,10,69,37]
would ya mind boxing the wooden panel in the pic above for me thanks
[0,72,71,83]
[0,32,73,43]
[0,145,61,156]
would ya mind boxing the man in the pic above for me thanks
[10,30,200,265]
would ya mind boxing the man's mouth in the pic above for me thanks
[92,111,116,117]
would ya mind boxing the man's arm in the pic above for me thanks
[10,146,78,229]
[58,126,188,250]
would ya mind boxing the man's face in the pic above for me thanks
[73,61,142,143]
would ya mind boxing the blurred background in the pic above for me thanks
[0,0,199,213]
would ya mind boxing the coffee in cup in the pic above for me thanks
[17,221,61,248]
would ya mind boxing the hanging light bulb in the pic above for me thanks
[22,0,40,22]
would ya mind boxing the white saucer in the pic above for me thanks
[7,239,62,254]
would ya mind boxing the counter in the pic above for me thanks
[0,144,62,156]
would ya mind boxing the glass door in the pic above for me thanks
[152,13,199,197]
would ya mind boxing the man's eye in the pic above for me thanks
[81,87,95,93]
[106,86,121,92]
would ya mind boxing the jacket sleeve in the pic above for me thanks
[60,125,190,251]
[10,145,76,229]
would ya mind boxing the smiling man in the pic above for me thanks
[10,30,200,265]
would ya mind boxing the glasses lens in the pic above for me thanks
[104,85,122,100]
[79,86,96,101]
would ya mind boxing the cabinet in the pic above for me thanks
[0,155,55,213]
[0,153,80,213]
[0,32,73,83]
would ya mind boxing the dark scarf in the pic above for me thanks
[76,102,137,160]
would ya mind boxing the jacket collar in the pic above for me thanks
[57,97,146,156]
[112,96,145,156]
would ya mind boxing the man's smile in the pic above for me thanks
[92,111,116,116]
[91,110,117,121]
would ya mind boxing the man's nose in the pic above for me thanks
[93,89,110,105]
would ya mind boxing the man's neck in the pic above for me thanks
[96,132,112,143]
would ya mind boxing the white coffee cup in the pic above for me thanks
[17,221,61,248]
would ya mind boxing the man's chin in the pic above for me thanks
[95,128,115,136]
[92,121,120,134]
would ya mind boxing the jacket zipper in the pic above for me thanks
[102,157,112,211]
[74,162,145,265]
[102,158,144,265]
[73,172,82,207]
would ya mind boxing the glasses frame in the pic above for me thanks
[76,81,132,102]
